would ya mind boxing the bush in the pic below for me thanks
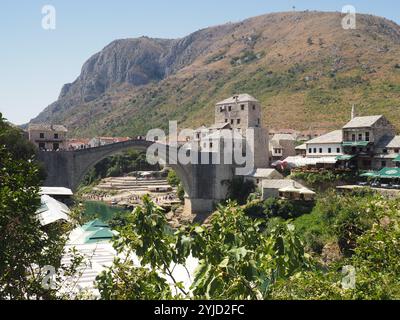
[263,198,295,220]
[225,177,255,205]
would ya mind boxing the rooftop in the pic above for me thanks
[271,133,295,141]
[343,115,383,129]
[295,143,307,150]
[262,179,304,189]
[208,123,231,131]
[384,135,400,149]
[29,124,68,132]
[306,130,343,144]
[39,187,73,196]
[216,93,258,105]
[246,168,283,179]
[202,129,244,141]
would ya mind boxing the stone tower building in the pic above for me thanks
[214,94,269,169]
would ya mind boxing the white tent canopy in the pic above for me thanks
[36,195,71,226]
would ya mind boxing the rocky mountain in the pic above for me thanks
[30,11,400,137]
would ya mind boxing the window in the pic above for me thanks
[53,143,59,151]
[220,107,224,112]
[210,142,213,148]
[228,106,232,111]
[365,132,370,141]
[337,147,341,153]
[352,134,356,141]
[358,133,362,141]
[237,119,241,125]
[252,105,255,110]
[230,119,234,125]
[40,133,44,139]
[328,148,332,153]
[309,148,312,153]
[319,148,323,153]
[395,149,400,153]
[39,142,45,150]
[54,133,59,139]
[256,179,260,184]
[241,104,245,111]
[383,149,388,154]
[313,148,317,153]
[382,161,386,167]
[225,119,228,123]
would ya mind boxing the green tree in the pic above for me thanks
[225,177,256,205]
[0,113,82,299]
[96,197,310,300]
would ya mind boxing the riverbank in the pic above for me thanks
[78,176,195,227]
[80,176,180,207]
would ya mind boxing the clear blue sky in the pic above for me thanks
[1,0,399,124]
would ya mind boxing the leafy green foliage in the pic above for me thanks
[167,169,185,202]
[290,171,357,189]
[167,169,181,187]
[0,113,82,299]
[96,197,310,300]
[271,197,400,299]
[96,260,172,300]
[225,177,256,205]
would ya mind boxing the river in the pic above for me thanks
[82,201,131,222]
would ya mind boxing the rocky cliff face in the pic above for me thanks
[30,11,400,137]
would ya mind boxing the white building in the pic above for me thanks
[305,130,343,158]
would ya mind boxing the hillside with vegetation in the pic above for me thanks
[30,11,400,137]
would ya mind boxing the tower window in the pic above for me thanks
[237,119,241,124]
[54,133,59,139]
[241,104,245,110]
[230,119,234,125]
[319,148,323,153]
[309,148,312,153]
[328,148,331,153]
[40,133,44,139]
[228,106,232,111]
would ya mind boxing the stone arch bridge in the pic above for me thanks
[38,139,234,214]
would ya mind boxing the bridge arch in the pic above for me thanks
[38,139,233,214]
[38,140,194,205]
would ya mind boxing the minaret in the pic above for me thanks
[351,105,356,119]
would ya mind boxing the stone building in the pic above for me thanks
[28,124,68,151]
[88,136,131,148]
[284,113,400,171]
[214,94,269,168]
[306,130,343,158]
[269,133,296,161]
[341,115,397,169]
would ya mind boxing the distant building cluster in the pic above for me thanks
[27,123,132,151]
[283,109,400,171]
